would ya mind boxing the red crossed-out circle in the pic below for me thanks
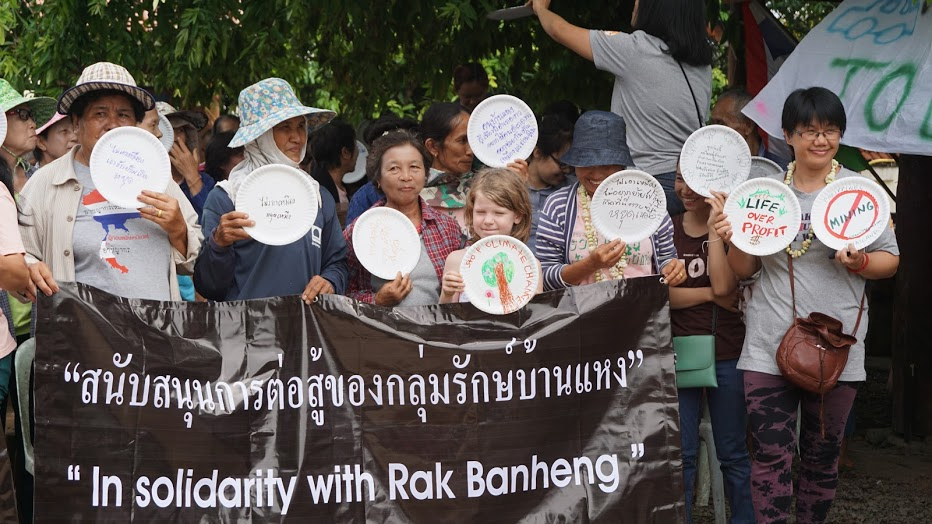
[823,189,879,240]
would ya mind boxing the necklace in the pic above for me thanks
[783,159,839,258]
[578,184,626,281]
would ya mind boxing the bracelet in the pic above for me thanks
[848,253,870,273]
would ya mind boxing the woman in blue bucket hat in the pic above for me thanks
[194,78,348,302]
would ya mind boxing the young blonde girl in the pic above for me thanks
[440,168,543,303]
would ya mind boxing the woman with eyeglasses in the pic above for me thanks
[526,114,574,255]
[0,80,57,193]
[713,87,899,523]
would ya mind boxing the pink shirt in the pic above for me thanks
[567,192,656,285]
[0,184,25,357]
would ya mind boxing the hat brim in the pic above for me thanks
[229,105,336,148]
[166,110,208,131]
[560,146,635,169]
[57,82,155,115]
[2,96,58,131]
[36,111,68,135]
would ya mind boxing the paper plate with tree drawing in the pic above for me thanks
[590,170,667,243]
[467,94,538,168]
[460,235,539,315]
[235,164,319,246]
[749,156,784,180]
[680,125,752,197]
[723,177,801,256]
[351,206,421,280]
[89,126,171,209]
[811,176,890,251]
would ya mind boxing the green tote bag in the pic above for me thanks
[673,305,718,388]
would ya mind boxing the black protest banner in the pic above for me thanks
[35,279,684,522]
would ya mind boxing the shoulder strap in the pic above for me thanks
[677,61,704,128]
[788,253,798,319]
[851,288,867,334]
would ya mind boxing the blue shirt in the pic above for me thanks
[194,186,348,301]
[345,181,379,227]
[179,171,216,219]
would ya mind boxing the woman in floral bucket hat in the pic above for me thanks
[0,79,57,193]
[194,78,347,302]
[17,62,203,303]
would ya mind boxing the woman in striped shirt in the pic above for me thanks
[536,111,686,290]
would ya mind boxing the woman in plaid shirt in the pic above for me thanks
[343,130,464,306]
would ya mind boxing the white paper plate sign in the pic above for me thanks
[235,164,319,246]
[0,111,7,147]
[467,95,538,168]
[680,125,752,197]
[89,126,171,209]
[351,207,421,280]
[749,156,784,180]
[460,235,539,315]
[723,178,801,256]
[590,170,667,243]
[811,177,890,251]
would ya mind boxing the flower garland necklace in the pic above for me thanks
[783,159,839,258]
[578,184,626,281]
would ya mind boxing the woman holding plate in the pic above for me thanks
[18,62,202,303]
[528,0,712,216]
[715,87,899,524]
[343,130,463,306]
[194,78,347,303]
[536,111,685,291]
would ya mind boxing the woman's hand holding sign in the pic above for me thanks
[213,211,255,248]
[138,190,188,255]
[375,272,413,307]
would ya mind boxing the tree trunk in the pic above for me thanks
[892,155,932,438]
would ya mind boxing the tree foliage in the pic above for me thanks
[0,0,857,123]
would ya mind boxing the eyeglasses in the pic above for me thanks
[5,107,34,122]
[550,153,571,172]
[794,128,841,141]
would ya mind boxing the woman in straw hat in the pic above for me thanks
[18,62,202,303]
[194,77,347,302]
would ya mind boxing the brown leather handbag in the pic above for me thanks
[776,255,865,395]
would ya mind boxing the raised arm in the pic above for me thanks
[529,0,594,61]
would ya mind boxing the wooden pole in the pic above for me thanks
[891,155,932,438]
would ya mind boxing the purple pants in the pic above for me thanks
[744,371,857,524]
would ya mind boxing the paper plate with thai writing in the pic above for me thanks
[590,170,667,243]
[680,125,752,197]
[811,176,890,251]
[460,235,539,315]
[749,156,784,180]
[351,206,421,280]
[467,94,538,168]
[723,177,801,256]
[89,126,171,209]
[235,164,319,246]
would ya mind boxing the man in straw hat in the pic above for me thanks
[18,62,202,303]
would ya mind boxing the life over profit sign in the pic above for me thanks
[34,281,684,522]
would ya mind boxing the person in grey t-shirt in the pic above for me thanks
[714,87,899,524]
[528,0,713,217]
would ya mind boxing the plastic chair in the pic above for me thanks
[14,337,35,475]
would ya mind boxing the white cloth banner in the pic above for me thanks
[744,0,932,155]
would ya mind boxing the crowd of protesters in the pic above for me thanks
[0,0,901,522]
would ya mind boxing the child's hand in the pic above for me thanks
[506,159,529,182]
[441,271,465,298]
[662,259,687,287]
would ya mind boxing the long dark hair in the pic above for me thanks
[0,160,13,199]
[420,102,467,148]
[633,0,712,66]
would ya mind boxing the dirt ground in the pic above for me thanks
[693,360,932,524]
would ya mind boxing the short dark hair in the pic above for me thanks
[541,99,581,125]
[533,115,574,160]
[212,114,240,135]
[362,114,419,146]
[366,129,432,195]
[69,89,145,122]
[453,63,489,91]
[203,131,243,182]
[309,119,356,171]
[420,102,467,148]
[781,87,847,135]
[633,0,713,67]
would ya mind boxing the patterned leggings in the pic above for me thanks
[744,371,857,524]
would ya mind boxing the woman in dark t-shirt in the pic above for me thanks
[669,165,754,524]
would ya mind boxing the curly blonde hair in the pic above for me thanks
[464,168,532,244]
